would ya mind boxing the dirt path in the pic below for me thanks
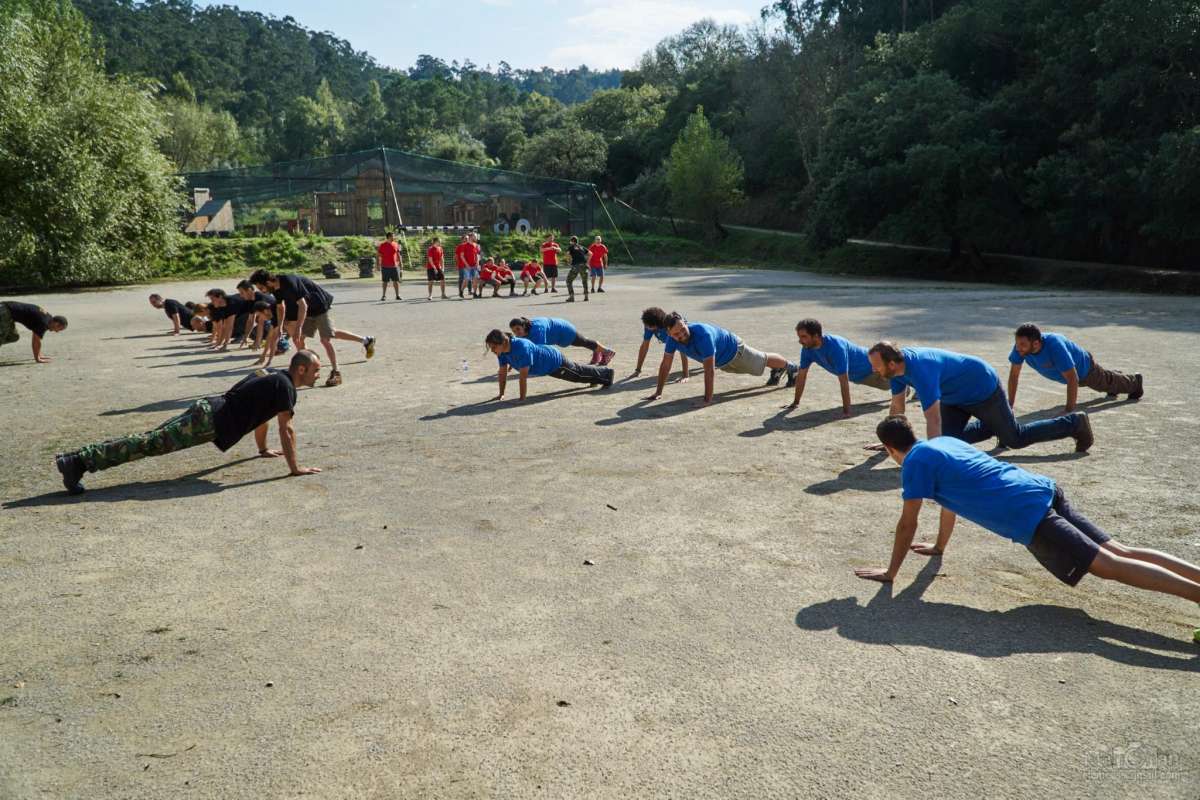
[2,268,1198,798]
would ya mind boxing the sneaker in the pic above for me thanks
[363,336,376,359]
[589,349,602,365]
[55,453,86,495]
[600,368,614,387]
[1129,373,1144,400]
[1073,412,1094,453]
[766,366,785,386]
[551,288,558,293]
[597,288,606,293]
[380,295,387,301]
[325,370,343,387]
[565,296,575,303]
[599,348,616,366]
[785,364,799,388]
[583,296,589,302]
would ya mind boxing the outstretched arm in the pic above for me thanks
[889,390,905,417]
[923,401,942,439]
[838,373,852,417]
[1062,367,1079,412]
[254,421,283,457]
[31,334,49,363]
[170,313,182,335]
[678,353,690,382]
[517,367,529,401]
[496,364,508,400]
[1006,363,1022,408]
[279,412,320,475]
[634,340,650,374]
[651,352,674,399]
[787,367,809,409]
[855,499,923,582]
[911,507,956,555]
[702,357,715,403]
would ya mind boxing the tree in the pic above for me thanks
[158,95,243,171]
[421,129,496,167]
[0,0,181,287]
[665,106,745,238]
[516,122,607,181]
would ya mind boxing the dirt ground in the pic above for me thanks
[2,267,1198,799]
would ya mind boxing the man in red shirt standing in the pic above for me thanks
[541,234,562,294]
[376,231,403,301]
[453,234,471,298]
[588,235,610,294]
[425,236,447,301]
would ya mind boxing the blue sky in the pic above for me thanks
[198,0,769,71]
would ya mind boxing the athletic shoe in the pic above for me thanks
[600,368,614,387]
[1073,412,1094,453]
[597,288,606,293]
[325,370,343,387]
[55,453,86,495]
[363,336,376,359]
[584,296,589,302]
[786,364,799,388]
[380,296,386,301]
[565,296,575,303]
[1129,373,1144,400]
[599,348,616,366]
[589,349,602,365]
[766,366,785,386]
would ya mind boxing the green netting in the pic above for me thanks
[181,148,597,236]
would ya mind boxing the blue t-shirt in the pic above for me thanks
[498,337,563,377]
[901,437,1054,544]
[799,334,874,382]
[663,322,740,367]
[1008,333,1092,383]
[890,347,999,411]
[642,326,669,344]
[527,317,577,348]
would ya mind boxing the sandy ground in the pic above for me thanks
[1,267,1198,799]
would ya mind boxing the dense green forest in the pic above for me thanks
[2,0,1197,289]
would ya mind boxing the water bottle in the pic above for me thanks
[460,358,469,383]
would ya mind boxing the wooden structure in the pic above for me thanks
[184,188,235,236]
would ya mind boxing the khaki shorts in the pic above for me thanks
[302,312,336,340]
[719,340,768,376]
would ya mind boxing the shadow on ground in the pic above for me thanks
[796,560,1200,671]
[740,399,890,439]
[595,384,782,426]
[3,458,287,508]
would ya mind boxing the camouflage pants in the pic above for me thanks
[566,264,589,296]
[76,399,216,472]
[0,305,18,346]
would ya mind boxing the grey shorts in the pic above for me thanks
[719,340,768,376]
[301,312,336,340]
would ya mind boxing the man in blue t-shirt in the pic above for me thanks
[1008,323,1143,412]
[633,307,690,383]
[867,341,1093,453]
[855,416,1200,631]
[485,330,614,401]
[786,318,892,416]
[650,312,798,404]
[509,316,615,367]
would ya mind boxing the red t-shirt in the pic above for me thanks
[378,240,401,268]
[454,242,470,268]
[495,265,514,280]
[479,263,497,281]
[541,241,560,266]
[588,243,609,268]
[426,245,444,269]
[520,262,540,278]
[470,242,482,266]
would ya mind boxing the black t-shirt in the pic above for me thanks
[274,275,332,320]
[3,301,52,337]
[209,370,297,452]
[163,299,192,328]
[567,244,588,266]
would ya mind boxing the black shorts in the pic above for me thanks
[1026,487,1111,586]
[381,267,400,283]
[426,268,445,281]
[543,264,559,279]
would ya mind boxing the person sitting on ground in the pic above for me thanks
[633,306,689,382]
[249,269,375,386]
[787,318,894,416]
[149,294,193,336]
[485,330,613,402]
[650,312,798,404]
[493,260,518,297]
[857,415,1200,639]
[54,349,325,494]
[519,259,548,295]
[1008,323,1143,412]
[868,341,1093,453]
[0,301,67,364]
[509,316,614,366]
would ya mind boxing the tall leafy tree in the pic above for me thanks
[666,106,745,238]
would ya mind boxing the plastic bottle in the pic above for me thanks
[460,358,469,383]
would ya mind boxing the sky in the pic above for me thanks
[197,0,770,72]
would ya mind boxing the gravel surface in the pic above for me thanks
[2,267,1198,799]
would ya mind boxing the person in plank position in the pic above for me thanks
[54,350,324,494]
[650,312,797,404]
[868,341,1093,453]
[857,415,1200,638]
[633,307,689,382]
[509,316,614,366]
[0,301,67,363]
[148,294,193,335]
[485,330,614,401]
[787,319,892,416]
[1008,323,1143,412]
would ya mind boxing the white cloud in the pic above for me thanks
[545,0,753,70]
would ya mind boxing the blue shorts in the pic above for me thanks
[589,267,604,277]
[462,268,479,280]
